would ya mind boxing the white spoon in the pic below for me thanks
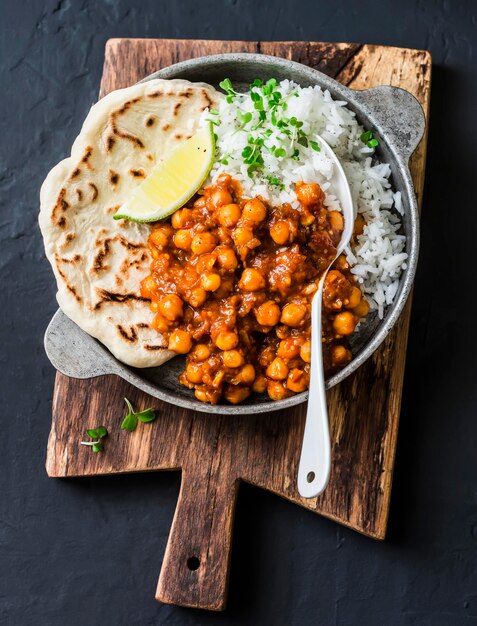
[297,137,355,498]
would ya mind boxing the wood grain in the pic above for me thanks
[47,39,431,611]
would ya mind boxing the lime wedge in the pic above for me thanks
[114,123,215,222]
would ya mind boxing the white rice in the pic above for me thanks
[205,80,407,318]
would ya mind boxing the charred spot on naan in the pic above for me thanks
[109,170,119,185]
[144,343,168,350]
[106,136,115,152]
[76,189,83,201]
[145,116,156,127]
[106,98,145,150]
[93,288,149,311]
[81,147,94,170]
[59,233,75,250]
[51,189,70,228]
[89,182,99,201]
[91,238,111,274]
[117,324,138,343]
[129,169,145,178]
[201,88,214,110]
[54,254,83,303]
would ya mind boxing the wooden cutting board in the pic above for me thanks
[46,38,431,611]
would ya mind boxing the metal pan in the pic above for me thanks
[44,53,425,415]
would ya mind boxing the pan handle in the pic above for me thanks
[44,309,120,379]
[352,85,426,163]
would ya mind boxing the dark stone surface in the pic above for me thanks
[1,0,476,624]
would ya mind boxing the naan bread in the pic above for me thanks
[40,78,223,367]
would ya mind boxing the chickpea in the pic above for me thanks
[325,269,346,286]
[193,196,206,209]
[193,343,210,361]
[333,311,358,336]
[152,313,169,333]
[224,385,251,405]
[266,357,289,381]
[300,212,315,226]
[191,232,217,255]
[222,350,244,368]
[286,368,308,393]
[211,189,233,207]
[217,203,241,227]
[238,267,266,292]
[267,381,289,401]
[280,302,307,327]
[150,225,172,248]
[329,211,344,231]
[186,362,203,384]
[299,340,312,363]
[334,255,350,271]
[174,229,192,250]
[188,287,207,307]
[216,245,238,270]
[140,275,156,299]
[168,330,193,354]
[150,301,159,313]
[196,253,217,274]
[212,370,225,388]
[354,213,365,237]
[239,364,256,384]
[201,272,222,292]
[158,293,183,321]
[331,345,352,367]
[277,338,300,360]
[346,286,362,309]
[171,208,191,229]
[270,220,291,245]
[215,331,239,351]
[195,388,209,403]
[353,298,369,318]
[296,181,322,206]
[242,199,267,223]
[254,301,281,326]
[252,375,267,394]
[232,227,254,246]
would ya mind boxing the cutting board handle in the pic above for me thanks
[156,466,239,611]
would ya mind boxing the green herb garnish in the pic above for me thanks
[360,130,380,149]
[121,398,156,432]
[215,77,331,182]
[80,426,108,453]
[265,175,285,190]
[219,78,238,103]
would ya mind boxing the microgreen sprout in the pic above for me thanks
[360,130,380,149]
[219,78,239,103]
[80,426,108,453]
[121,398,156,432]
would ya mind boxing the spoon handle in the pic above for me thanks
[297,284,331,498]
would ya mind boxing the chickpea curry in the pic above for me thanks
[140,174,368,405]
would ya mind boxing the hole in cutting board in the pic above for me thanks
[187,556,200,571]
[307,471,315,483]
